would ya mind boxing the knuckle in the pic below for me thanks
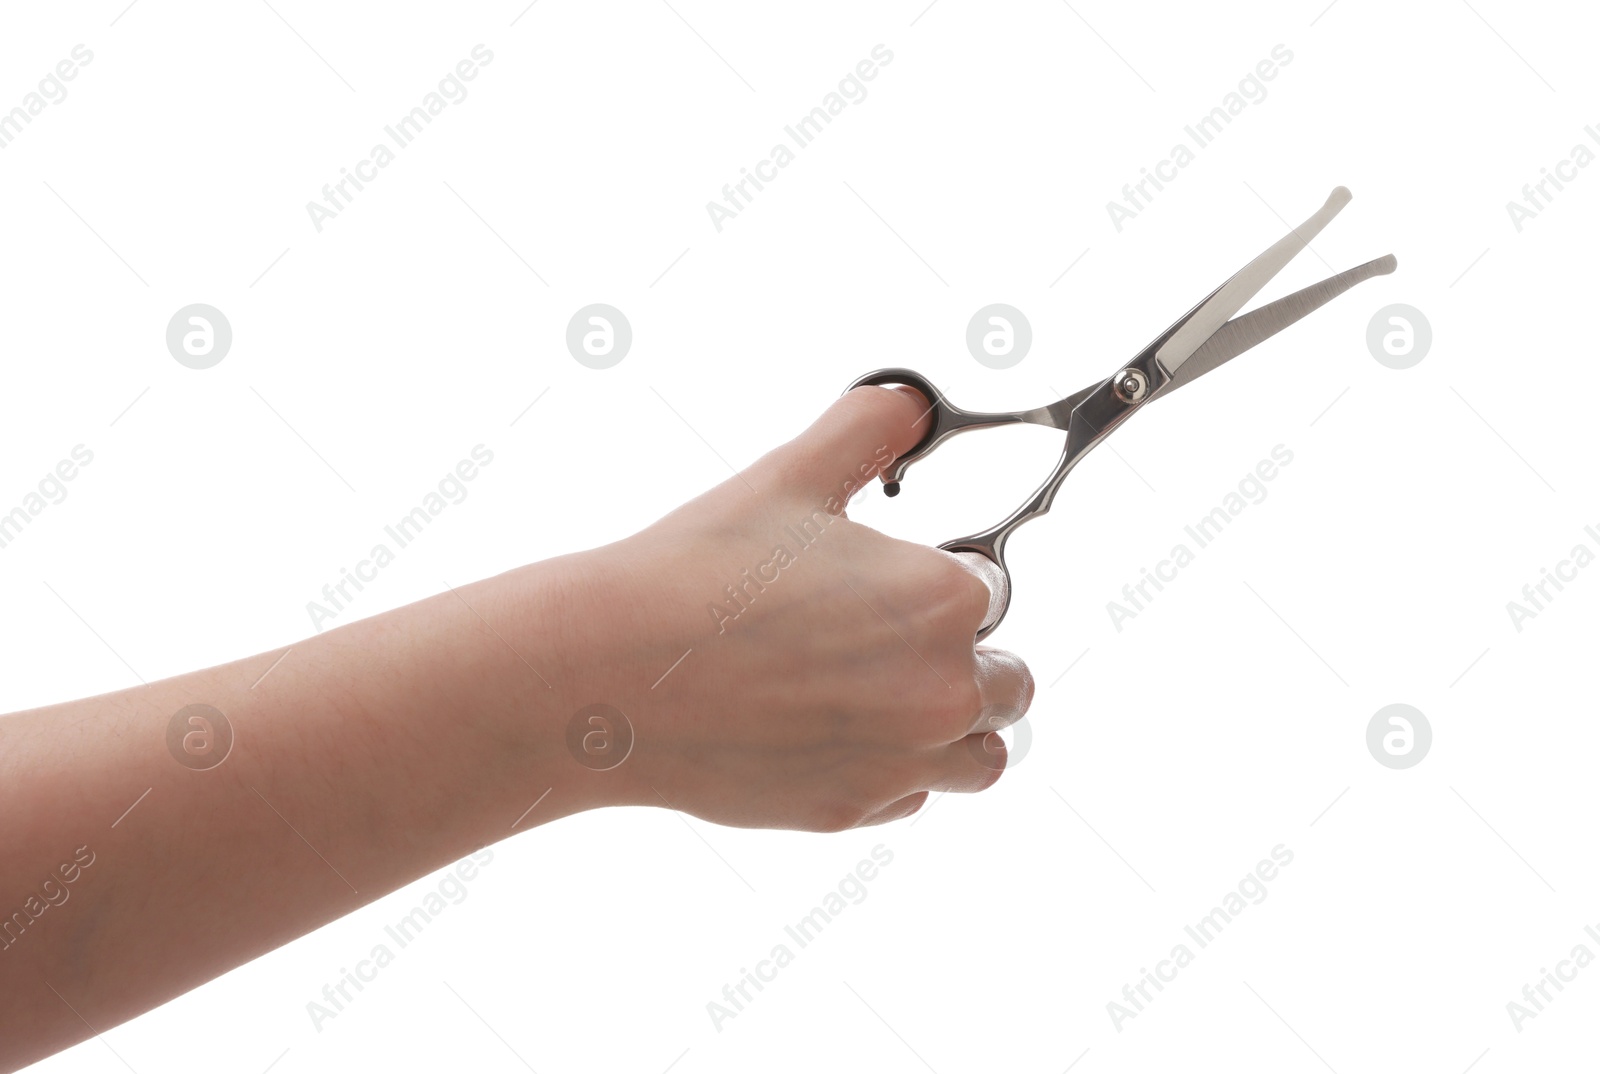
[977,646,1035,722]
[1018,660,1036,713]
[918,555,991,629]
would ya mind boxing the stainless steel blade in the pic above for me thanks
[1149,253,1397,401]
[1155,186,1352,376]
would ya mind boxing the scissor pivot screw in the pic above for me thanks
[1112,368,1150,403]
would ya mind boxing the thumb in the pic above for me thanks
[760,385,931,507]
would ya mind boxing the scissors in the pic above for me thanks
[846,186,1395,639]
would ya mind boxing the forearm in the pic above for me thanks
[0,386,1029,1071]
[0,554,601,1070]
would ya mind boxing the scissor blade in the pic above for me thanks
[1155,186,1352,376]
[1150,253,1397,401]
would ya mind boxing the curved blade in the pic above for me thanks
[1149,253,1397,402]
[1155,186,1352,376]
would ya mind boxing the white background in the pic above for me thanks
[2,0,1597,1070]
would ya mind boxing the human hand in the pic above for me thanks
[535,385,1035,830]
[0,386,1035,1067]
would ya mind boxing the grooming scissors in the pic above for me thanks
[846,186,1395,639]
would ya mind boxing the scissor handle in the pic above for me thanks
[843,367,1027,495]
[942,539,1013,640]
[844,367,1039,637]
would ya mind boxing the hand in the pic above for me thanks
[0,385,1036,1068]
[539,385,1036,830]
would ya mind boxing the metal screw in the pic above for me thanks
[1112,368,1149,403]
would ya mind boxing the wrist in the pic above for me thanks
[470,546,655,818]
